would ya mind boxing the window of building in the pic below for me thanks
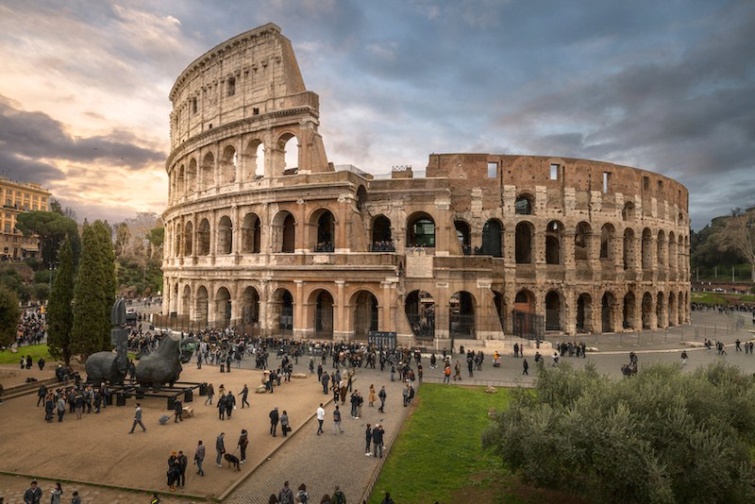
[227,77,236,97]
[603,172,610,193]
[191,97,197,114]
[550,163,559,180]
[657,180,664,191]
[253,107,260,115]
[487,162,497,178]
[643,176,650,190]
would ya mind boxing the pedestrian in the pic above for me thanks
[321,371,330,394]
[280,409,290,437]
[681,350,689,366]
[372,424,384,458]
[365,423,373,456]
[241,384,250,408]
[238,429,249,463]
[36,383,47,407]
[278,480,294,504]
[23,479,42,504]
[316,403,325,435]
[205,383,215,405]
[378,385,386,413]
[177,450,188,487]
[56,394,66,422]
[368,384,376,407]
[174,396,183,422]
[332,486,347,504]
[297,483,310,504]
[402,383,410,407]
[216,432,226,468]
[150,492,161,504]
[129,402,146,433]
[269,407,280,436]
[50,482,63,504]
[522,358,529,375]
[443,363,452,384]
[167,451,180,491]
[194,440,206,476]
[217,393,226,420]
[380,492,395,504]
[333,404,344,434]
[70,490,81,504]
[225,391,236,419]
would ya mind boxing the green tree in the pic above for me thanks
[71,220,116,358]
[717,207,755,282]
[483,362,755,504]
[47,238,76,365]
[15,210,81,267]
[0,284,20,347]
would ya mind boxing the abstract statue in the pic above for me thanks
[84,299,130,385]
[135,335,183,388]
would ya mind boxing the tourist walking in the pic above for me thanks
[216,432,226,467]
[333,404,344,434]
[522,358,529,375]
[316,403,325,435]
[278,481,294,504]
[269,407,280,436]
[378,385,386,413]
[365,423,373,456]
[372,424,385,458]
[205,383,215,405]
[129,403,146,433]
[280,409,290,437]
[241,384,250,408]
[238,429,249,463]
[194,440,206,476]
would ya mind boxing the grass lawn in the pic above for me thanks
[0,343,52,365]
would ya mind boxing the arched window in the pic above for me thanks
[241,213,261,253]
[314,210,335,252]
[515,194,534,215]
[186,158,197,193]
[454,220,471,255]
[575,222,591,262]
[217,216,233,254]
[515,222,533,264]
[407,214,435,248]
[481,219,503,257]
[449,291,476,338]
[184,221,193,256]
[220,145,236,185]
[200,152,214,190]
[197,219,210,256]
[371,215,394,251]
[545,220,563,265]
[405,290,435,339]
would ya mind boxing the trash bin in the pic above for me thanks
[167,396,175,411]
[116,392,126,407]
[105,394,114,406]
[199,383,208,396]
[184,389,193,403]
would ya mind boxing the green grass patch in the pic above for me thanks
[691,292,728,305]
[368,384,510,504]
[0,344,53,364]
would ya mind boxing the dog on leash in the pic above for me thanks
[224,453,240,471]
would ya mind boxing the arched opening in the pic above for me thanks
[449,291,476,339]
[600,224,615,262]
[186,158,197,193]
[279,134,299,175]
[184,221,193,256]
[656,292,665,328]
[195,286,209,326]
[545,220,563,265]
[181,285,191,318]
[272,212,296,253]
[513,289,537,339]
[544,290,562,331]
[454,220,471,255]
[668,231,677,272]
[244,139,265,180]
[575,222,591,262]
[515,222,533,264]
[200,152,214,190]
[356,186,368,212]
[174,222,182,257]
[623,291,636,329]
[623,228,635,270]
[220,145,237,185]
[215,287,232,328]
[642,292,653,329]
[405,290,435,339]
[641,228,653,270]
[313,210,335,252]
[657,230,666,269]
[241,213,261,253]
[576,293,592,333]
[601,291,615,333]
[481,219,503,257]
[313,289,334,338]
[371,215,394,251]
[406,213,435,248]
[217,215,233,255]
[352,290,379,339]
[176,165,185,197]
[493,291,506,332]
[241,287,260,330]
[197,218,210,256]
[272,289,294,334]
[679,291,685,324]
[515,194,534,215]
[668,292,677,326]
[622,202,635,221]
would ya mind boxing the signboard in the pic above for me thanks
[368,331,397,350]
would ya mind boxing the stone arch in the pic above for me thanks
[513,289,536,337]
[200,151,214,190]
[220,144,237,185]
[515,193,534,215]
[601,291,616,333]
[641,228,653,270]
[356,185,368,212]
[678,290,685,325]
[544,290,562,331]
[515,221,534,264]
[309,288,335,338]
[311,208,335,251]
[449,291,476,339]
[272,288,294,333]
[668,291,677,326]
[215,286,232,328]
[668,231,677,272]
[241,286,260,327]
[244,138,265,180]
[642,292,653,329]
[197,218,210,256]
[241,212,261,253]
[275,132,299,176]
[575,221,591,262]
[217,215,233,255]
[405,290,435,339]
[195,285,209,326]
[623,291,636,330]
[186,158,197,193]
[176,164,185,196]
[174,222,183,257]
[272,211,296,253]
[481,219,503,257]
[493,290,507,332]
[351,290,379,339]
[184,221,193,256]
[181,284,191,317]
[656,291,666,328]
[656,230,666,269]
[545,220,564,265]
[622,201,635,221]
[406,212,435,248]
[623,228,636,270]
[371,215,393,251]
[454,220,472,255]
[600,223,616,262]
[576,293,593,333]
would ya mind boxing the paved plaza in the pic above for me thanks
[1,309,754,503]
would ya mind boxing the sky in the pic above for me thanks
[0,0,753,230]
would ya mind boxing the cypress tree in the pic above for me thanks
[0,284,20,347]
[47,237,76,365]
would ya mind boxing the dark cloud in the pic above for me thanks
[0,96,165,169]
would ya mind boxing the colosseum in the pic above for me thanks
[160,23,690,347]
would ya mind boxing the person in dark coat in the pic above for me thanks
[225,391,236,419]
[269,407,280,436]
[174,397,183,422]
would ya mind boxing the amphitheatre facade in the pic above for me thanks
[160,23,690,346]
